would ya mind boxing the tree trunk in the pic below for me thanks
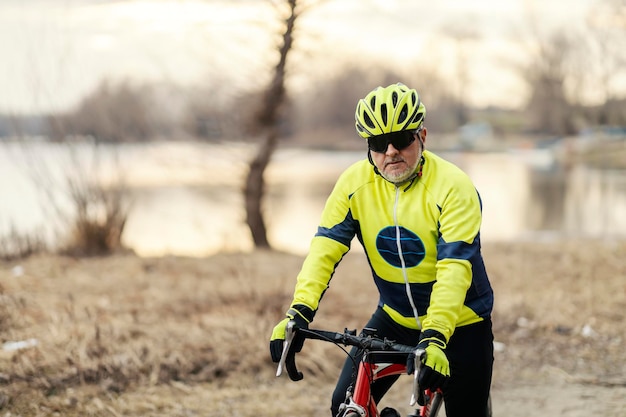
[244,0,298,249]
[244,129,278,248]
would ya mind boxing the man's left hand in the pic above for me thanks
[407,329,450,391]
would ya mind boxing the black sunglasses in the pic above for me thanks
[367,130,418,153]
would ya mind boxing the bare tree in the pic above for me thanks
[585,0,626,125]
[292,65,406,136]
[441,24,481,127]
[531,33,574,134]
[244,0,304,248]
[519,27,579,136]
[514,2,623,135]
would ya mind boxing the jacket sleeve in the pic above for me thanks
[421,175,483,341]
[290,172,357,313]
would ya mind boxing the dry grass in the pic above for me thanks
[0,241,625,416]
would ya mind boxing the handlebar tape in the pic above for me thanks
[285,344,304,381]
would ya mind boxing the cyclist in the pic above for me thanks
[270,83,494,417]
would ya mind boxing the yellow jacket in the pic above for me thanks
[290,150,493,342]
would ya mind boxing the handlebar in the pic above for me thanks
[275,321,429,406]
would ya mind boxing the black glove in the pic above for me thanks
[406,329,450,391]
[269,304,314,363]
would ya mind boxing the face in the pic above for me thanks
[370,128,426,184]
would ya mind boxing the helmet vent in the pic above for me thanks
[412,112,424,124]
[364,112,375,129]
[370,96,376,108]
[392,92,398,106]
[398,104,408,124]
[380,104,388,125]
[411,92,417,105]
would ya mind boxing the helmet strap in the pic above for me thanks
[367,151,380,175]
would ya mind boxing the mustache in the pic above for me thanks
[384,157,405,166]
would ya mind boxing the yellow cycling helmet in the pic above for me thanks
[355,83,426,139]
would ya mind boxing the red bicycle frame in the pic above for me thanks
[344,349,441,417]
[351,355,407,416]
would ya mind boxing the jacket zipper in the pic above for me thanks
[393,185,422,329]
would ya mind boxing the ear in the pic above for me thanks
[420,127,427,146]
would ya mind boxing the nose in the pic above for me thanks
[386,143,400,155]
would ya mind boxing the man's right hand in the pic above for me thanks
[269,304,313,363]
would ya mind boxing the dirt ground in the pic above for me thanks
[0,239,625,416]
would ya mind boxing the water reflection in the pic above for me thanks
[1,141,625,257]
[563,166,626,237]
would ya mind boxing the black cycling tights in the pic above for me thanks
[330,307,494,417]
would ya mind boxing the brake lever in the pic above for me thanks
[276,320,296,377]
[410,348,426,406]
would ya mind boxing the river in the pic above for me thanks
[1,140,625,257]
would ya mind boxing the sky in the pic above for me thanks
[0,0,598,114]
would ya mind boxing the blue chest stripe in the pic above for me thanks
[373,276,434,317]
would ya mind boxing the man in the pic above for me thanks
[270,83,494,417]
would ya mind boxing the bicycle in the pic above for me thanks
[276,320,444,417]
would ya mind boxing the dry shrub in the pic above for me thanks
[61,182,128,256]
[17,137,131,257]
